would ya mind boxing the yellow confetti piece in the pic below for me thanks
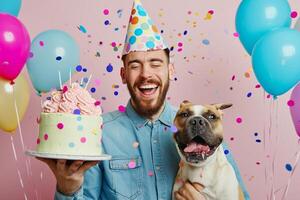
[204,13,212,20]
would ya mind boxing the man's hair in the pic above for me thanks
[121,48,170,66]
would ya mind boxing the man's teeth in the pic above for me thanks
[139,84,158,89]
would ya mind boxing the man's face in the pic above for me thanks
[121,50,172,118]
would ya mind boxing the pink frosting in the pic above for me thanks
[42,82,102,115]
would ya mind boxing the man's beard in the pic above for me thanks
[127,76,169,118]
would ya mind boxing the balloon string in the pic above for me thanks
[14,98,25,151]
[69,68,72,86]
[11,136,18,161]
[58,70,62,90]
[281,144,300,200]
[84,74,92,90]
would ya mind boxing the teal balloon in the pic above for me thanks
[252,28,300,96]
[236,0,291,55]
[26,30,80,93]
[0,0,21,16]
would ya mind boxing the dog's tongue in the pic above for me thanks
[184,142,210,153]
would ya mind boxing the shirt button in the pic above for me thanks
[156,166,161,170]
[153,139,157,143]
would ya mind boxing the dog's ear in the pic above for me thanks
[214,103,233,110]
[180,100,192,108]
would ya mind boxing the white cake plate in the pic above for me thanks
[25,150,111,161]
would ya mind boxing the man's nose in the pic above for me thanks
[140,65,153,78]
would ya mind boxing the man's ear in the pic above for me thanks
[168,63,175,80]
[120,67,126,84]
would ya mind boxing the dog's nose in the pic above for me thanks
[189,117,205,127]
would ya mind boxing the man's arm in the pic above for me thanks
[55,162,103,200]
[222,141,251,200]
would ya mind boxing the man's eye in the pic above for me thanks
[130,65,139,69]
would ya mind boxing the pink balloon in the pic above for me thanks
[0,13,30,81]
[290,83,300,137]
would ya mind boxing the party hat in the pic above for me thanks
[122,0,168,55]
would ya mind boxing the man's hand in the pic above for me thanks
[174,181,206,200]
[37,158,98,195]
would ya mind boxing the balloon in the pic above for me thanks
[290,83,300,138]
[0,0,21,16]
[26,30,80,93]
[0,13,30,81]
[236,0,291,55]
[0,74,30,133]
[252,28,300,96]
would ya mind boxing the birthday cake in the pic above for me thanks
[35,83,103,156]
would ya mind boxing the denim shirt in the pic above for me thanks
[55,101,250,200]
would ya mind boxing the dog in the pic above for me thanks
[172,101,245,200]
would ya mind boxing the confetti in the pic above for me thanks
[132,142,139,148]
[291,11,298,18]
[202,39,210,45]
[103,9,109,15]
[78,25,87,33]
[233,32,239,37]
[236,117,242,124]
[106,64,113,72]
[287,100,295,107]
[118,105,126,113]
[285,163,292,172]
[57,123,64,129]
[128,160,136,169]
[224,149,229,155]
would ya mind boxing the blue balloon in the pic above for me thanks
[236,0,291,55]
[252,28,300,96]
[27,30,80,93]
[0,0,21,16]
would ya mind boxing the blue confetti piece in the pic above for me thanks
[83,68,87,72]
[183,30,188,35]
[91,88,96,93]
[78,25,87,33]
[285,163,292,172]
[117,9,123,18]
[106,64,113,72]
[247,92,252,97]
[56,56,62,61]
[104,20,110,26]
[76,65,82,72]
[254,132,258,136]
[46,96,51,100]
[255,139,261,143]
[114,91,119,96]
[224,149,230,155]
[202,39,210,45]
[73,109,81,115]
[83,77,89,83]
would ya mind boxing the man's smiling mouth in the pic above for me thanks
[138,84,159,96]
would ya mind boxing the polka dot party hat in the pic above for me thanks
[122,0,168,56]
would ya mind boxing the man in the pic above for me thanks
[39,0,250,199]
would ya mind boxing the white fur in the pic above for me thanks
[172,144,240,200]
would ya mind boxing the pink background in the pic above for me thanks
[1,0,300,199]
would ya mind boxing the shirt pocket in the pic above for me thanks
[109,156,143,200]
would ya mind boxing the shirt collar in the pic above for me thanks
[125,99,173,129]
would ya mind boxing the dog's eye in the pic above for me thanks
[180,112,189,118]
[208,114,216,120]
